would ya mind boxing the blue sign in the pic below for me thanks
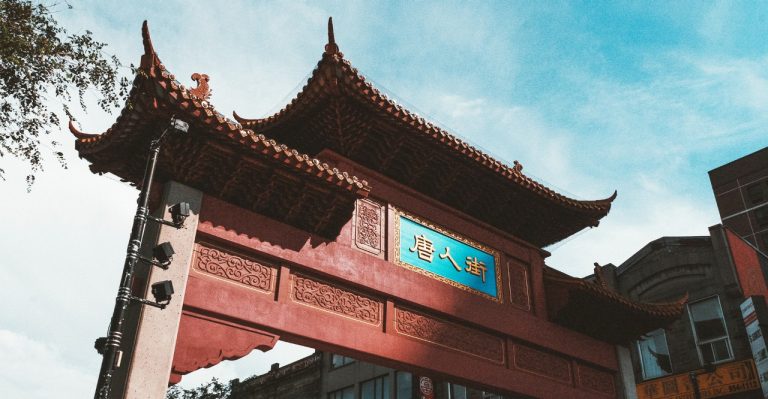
[395,213,500,300]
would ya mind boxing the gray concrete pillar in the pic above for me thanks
[112,181,202,398]
[616,345,638,399]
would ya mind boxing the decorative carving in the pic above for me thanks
[395,307,504,363]
[577,364,615,395]
[171,311,278,381]
[513,344,571,383]
[291,274,382,325]
[593,262,610,288]
[354,199,384,256]
[194,243,276,293]
[508,263,530,310]
[190,72,211,100]
[513,160,523,172]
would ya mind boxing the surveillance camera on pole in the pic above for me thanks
[93,117,191,399]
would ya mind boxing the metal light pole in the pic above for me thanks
[94,118,189,399]
[689,371,703,399]
[689,361,716,399]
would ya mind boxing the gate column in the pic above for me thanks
[114,181,203,398]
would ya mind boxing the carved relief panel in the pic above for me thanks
[508,261,531,311]
[394,306,505,364]
[513,343,572,384]
[192,242,277,294]
[291,273,383,327]
[576,364,616,396]
[352,198,385,258]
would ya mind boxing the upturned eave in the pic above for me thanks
[70,21,370,238]
[543,267,686,344]
[233,18,615,247]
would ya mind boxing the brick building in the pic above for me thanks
[709,146,768,253]
[231,352,323,399]
[231,352,508,399]
[597,225,766,398]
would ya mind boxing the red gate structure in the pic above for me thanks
[72,20,686,399]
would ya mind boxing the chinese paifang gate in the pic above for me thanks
[72,19,687,399]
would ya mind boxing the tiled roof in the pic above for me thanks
[233,18,616,247]
[72,22,368,197]
[70,22,369,238]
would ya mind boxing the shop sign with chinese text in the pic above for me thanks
[636,359,759,399]
[741,296,768,398]
[395,210,501,301]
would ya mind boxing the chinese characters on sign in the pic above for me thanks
[636,359,760,399]
[740,297,768,398]
[408,235,488,282]
[397,213,499,300]
[410,235,435,262]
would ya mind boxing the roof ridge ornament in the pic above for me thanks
[141,20,155,56]
[324,17,341,56]
[593,262,610,289]
[140,21,158,72]
[189,73,211,101]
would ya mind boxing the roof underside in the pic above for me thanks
[543,267,685,344]
[234,20,615,247]
[71,22,370,239]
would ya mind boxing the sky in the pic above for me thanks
[2,1,767,397]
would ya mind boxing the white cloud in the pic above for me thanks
[401,53,753,277]
[548,187,719,276]
[0,329,93,399]
[687,56,768,112]
[698,1,732,44]
[424,94,587,198]
[177,342,315,389]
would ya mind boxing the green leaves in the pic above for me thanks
[166,378,232,399]
[0,0,129,189]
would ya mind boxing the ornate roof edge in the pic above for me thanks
[69,21,370,197]
[68,120,97,139]
[232,20,616,216]
[543,267,687,318]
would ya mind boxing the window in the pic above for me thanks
[747,182,768,206]
[447,383,467,399]
[331,354,355,369]
[329,386,354,399]
[481,392,503,399]
[361,375,389,399]
[636,328,672,379]
[755,207,768,228]
[688,296,733,365]
[396,372,412,399]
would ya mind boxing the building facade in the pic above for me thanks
[599,225,766,398]
[232,352,509,399]
[709,146,768,253]
[231,353,323,399]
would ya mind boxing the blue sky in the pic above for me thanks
[1,1,767,397]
